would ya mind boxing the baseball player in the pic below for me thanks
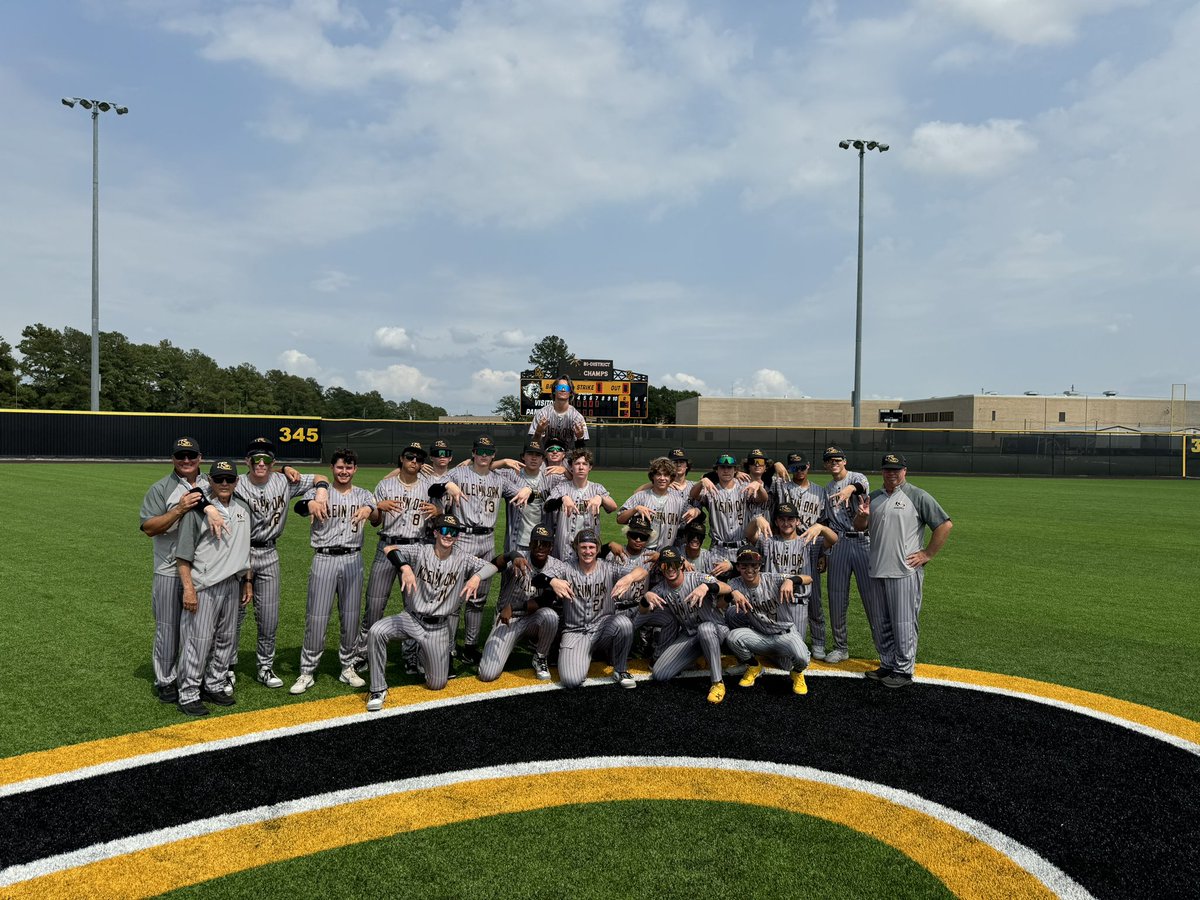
[354,441,441,670]
[499,440,565,555]
[641,547,733,704]
[539,530,648,688]
[679,517,726,577]
[173,459,253,716]
[618,456,699,551]
[688,453,767,568]
[768,453,829,658]
[139,436,223,704]
[442,435,530,663]
[543,449,617,560]
[529,375,589,451]
[234,437,329,689]
[365,514,499,709]
[853,453,953,688]
[745,501,836,644]
[810,446,874,664]
[725,547,813,696]
[289,448,379,695]
[741,449,775,524]
[477,523,568,682]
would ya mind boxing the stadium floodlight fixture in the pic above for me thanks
[62,95,129,412]
[838,137,890,429]
[838,139,850,149]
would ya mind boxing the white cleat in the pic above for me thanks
[289,673,315,695]
[823,648,849,664]
[366,690,387,712]
[339,666,366,688]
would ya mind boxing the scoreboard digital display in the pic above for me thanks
[520,363,649,419]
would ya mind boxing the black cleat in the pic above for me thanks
[200,686,236,706]
[864,667,894,681]
[459,644,483,665]
[157,683,179,704]
[177,699,209,716]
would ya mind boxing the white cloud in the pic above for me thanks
[662,372,708,392]
[732,369,801,397]
[908,119,1037,176]
[450,327,480,344]
[494,329,532,348]
[919,0,1147,46]
[372,326,415,353]
[470,367,519,397]
[357,363,439,398]
[278,349,322,377]
[310,268,354,292]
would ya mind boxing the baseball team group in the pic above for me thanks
[140,377,952,716]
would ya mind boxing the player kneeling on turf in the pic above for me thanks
[364,514,498,710]
[478,524,568,682]
[725,547,813,696]
[641,548,733,704]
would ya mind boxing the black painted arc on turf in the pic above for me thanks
[2,679,1197,900]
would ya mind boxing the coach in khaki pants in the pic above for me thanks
[175,459,254,716]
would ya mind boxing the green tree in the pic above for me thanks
[493,395,522,421]
[395,397,447,420]
[527,335,574,377]
[0,338,19,408]
[648,385,700,424]
[16,324,90,409]
[265,369,325,417]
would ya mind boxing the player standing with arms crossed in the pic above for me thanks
[529,376,589,451]
[290,448,379,695]
[853,454,953,688]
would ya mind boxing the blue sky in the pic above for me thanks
[3,0,1197,413]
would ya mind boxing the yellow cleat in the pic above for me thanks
[707,682,726,704]
[738,664,763,688]
[791,671,808,695]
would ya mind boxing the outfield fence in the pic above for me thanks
[1,409,1192,476]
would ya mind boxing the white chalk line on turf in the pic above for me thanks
[0,755,1095,900]
[3,668,1195,801]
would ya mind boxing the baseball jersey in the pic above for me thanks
[502,467,565,549]
[547,479,611,560]
[174,496,252,590]
[557,557,637,632]
[697,481,747,547]
[389,544,489,616]
[235,472,316,543]
[612,545,657,606]
[447,467,520,530]
[865,482,951,578]
[823,471,870,534]
[647,571,723,636]
[303,484,376,549]
[528,404,589,450]
[770,479,826,531]
[140,471,210,577]
[742,481,770,524]
[373,473,435,540]
[684,548,724,575]
[497,552,572,614]
[729,573,793,635]
[619,489,691,550]
[755,534,812,599]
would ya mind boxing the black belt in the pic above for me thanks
[716,540,741,548]
[462,526,494,535]
[381,536,421,544]
[411,612,447,626]
[841,531,867,539]
[315,546,360,556]
[251,539,275,549]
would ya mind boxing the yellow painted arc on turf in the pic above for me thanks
[2,659,1197,788]
[6,766,1057,900]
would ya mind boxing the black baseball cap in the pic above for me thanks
[682,520,707,540]
[715,453,737,466]
[530,523,553,544]
[775,502,799,519]
[658,547,683,567]
[573,529,601,547]
[172,436,200,456]
[401,441,428,460]
[881,453,907,470]
[208,459,237,478]
[668,448,688,463]
[736,547,762,566]
[823,446,846,461]
[786,452,809,471]
[245,436,275,458]
[431,439,452,457]
[746,448,767,461]
[523,440,545,456]
[432,513,461,532]
[473,435,496,453]
[624,514,652,538]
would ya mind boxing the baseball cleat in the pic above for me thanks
[738,663,763,688]
[613,670,637,689]
[353,657,369,674]
[723,660,749,676]
[339,666,366,688]
[157,683,179,704]
[707,682,726,704]
[532,654,551,680]
[404,659,422,676]
[201,685,236,707]
[791,671,809,695]
[366,690,387,712]
[177,699,209,717]
[256,667,284,689]
[864,667,892,682]
[459,644,483,665]
[811,644,827,661]
[289,673,315,695]
[880,672,913,689]
[823,648,849,664]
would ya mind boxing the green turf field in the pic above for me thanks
[1,463,1197,759]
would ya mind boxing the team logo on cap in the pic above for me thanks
[736,547,762,565]
[176,438,194,448]
[775,502,798,518]
[215,461,233,472]
[435,513,461,530]
[530,524,553,543]
[823,446,845,460]
[749,448,765,458]
[474,435,494,447]
[658,547,683,567]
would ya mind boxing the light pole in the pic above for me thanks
[62,97,128,412]
[838,138,888,429]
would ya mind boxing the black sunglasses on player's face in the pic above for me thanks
[210,475,237,485]
[432,449,452,458]
[437,526,460,537]
[174,452,199,461]
[402,453,424,462]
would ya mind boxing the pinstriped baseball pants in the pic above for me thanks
[477,607,560,681]
[151,573,183,687]
[825,535,874,652]
[234,547,282,671]
[368,611,452,692]
[356,543,400,661]
[652,621,729,684]
[558,615,633,688]
[864,568,924,675]
[177,578,239,704]
[726,625,810,671]
[299,552,362,676]
[454,531,498,647]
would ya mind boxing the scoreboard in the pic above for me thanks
[520,362,649,419]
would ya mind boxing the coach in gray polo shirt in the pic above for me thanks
[175,459,253,716]
[853,453,952,689]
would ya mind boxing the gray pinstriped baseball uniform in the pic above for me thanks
[140,471,210,689]
[501,467,564,553]
[528,404,589,451]
[546,479,611,561]
[696,481,748,562]
[298,483,376,676]
[823,469,874,654]
[477,552,571,682]
[619,489,691,551]
[367,544,492,691]
[556,557,642,688]
[754,533,813,631]
[647,571,727,685]
[725,573,810,671]
[174,495,252,704]
[770,478,828,646]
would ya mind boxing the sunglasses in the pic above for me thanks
[174,452,199,461]
[249,454,273,465]
[402,453,425,462]
[432,449,452,458]
[210,475,237,485]
[627,532,649,540]
[437,526,460,537]
[474,449,496,456]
